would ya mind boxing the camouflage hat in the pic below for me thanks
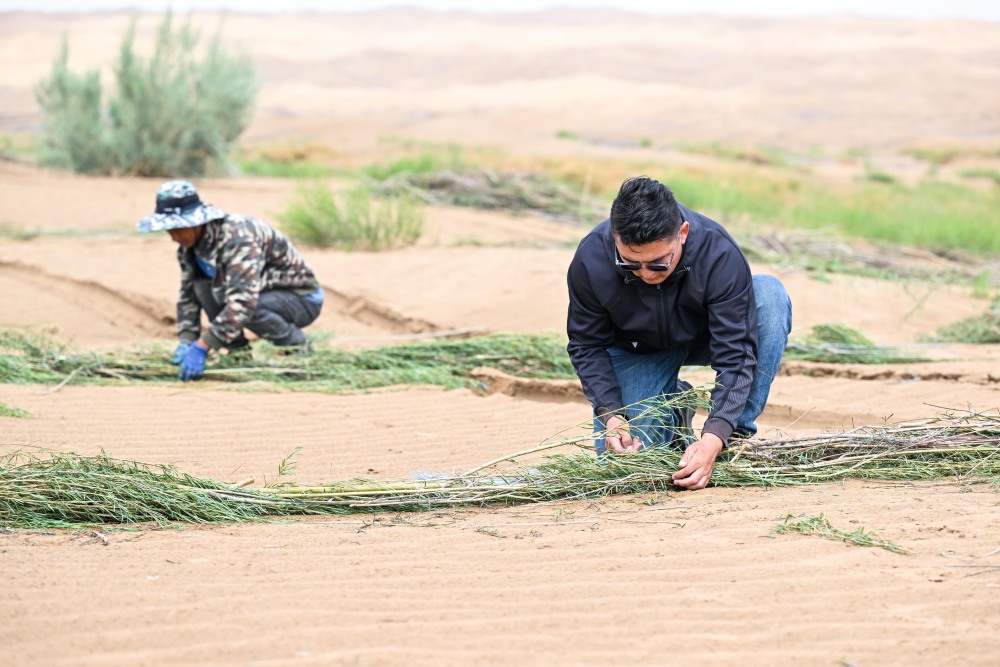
[136,180,226,232]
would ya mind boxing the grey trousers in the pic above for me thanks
[193,278,322,347]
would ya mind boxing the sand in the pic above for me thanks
[1,9,999,667]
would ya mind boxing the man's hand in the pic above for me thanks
[170,340,192,365]
[604,415,644,454]
[178,341,209,382]
[672,433,724,489]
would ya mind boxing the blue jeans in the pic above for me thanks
[593,274,792,454]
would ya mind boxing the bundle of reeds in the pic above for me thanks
[3,406,997,529]
[0,329,576,392]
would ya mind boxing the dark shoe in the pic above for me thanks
[273,340,313,356]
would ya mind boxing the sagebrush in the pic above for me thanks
[35,12,257,177]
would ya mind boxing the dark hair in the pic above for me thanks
[609,177,682,246]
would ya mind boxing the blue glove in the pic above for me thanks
[170,341,192,365]
[178,343,208,382]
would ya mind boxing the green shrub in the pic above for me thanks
[863,169,897,185]
[929,298,1000,343]
[35,13,257,177]
[0,402,29,419]
[279,181,424,251]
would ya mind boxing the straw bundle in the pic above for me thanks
[3,410,997,529]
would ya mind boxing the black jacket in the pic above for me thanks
[566,205,757,443]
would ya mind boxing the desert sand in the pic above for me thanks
[1,9,999,667]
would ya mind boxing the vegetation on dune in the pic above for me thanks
[235,141,337,179]
[2,408,997,528]
[278,181,424,250]
[35,12,257,177]
[928,298,1000,344]
[0,401,29,419]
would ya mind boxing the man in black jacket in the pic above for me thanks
[567,176,792,489]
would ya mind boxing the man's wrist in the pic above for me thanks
[596,406,627,426]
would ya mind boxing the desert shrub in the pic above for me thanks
[35,13,257,177]
[862,169,897,185]
[929,298,1000,343]
[279,181,424,251]
[0,402,29,419]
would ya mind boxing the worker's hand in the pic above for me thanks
[170,340,192,365]
[178,342,208,382]
[604,415,644,454]
[672,433,724,490]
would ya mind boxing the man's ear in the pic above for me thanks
[680,220,691,243]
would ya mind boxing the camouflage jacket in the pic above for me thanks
[176,214,321,349]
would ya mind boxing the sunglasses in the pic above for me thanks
[615,233,681,272]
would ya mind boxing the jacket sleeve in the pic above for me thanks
[176,247,202,342]
[702,250,758,443]
[566,257,624,423]
[202,233,264,349]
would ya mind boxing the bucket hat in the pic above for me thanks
[137,180,226,232]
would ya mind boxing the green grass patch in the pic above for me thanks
[774,513,911,554]
[238,158,333,179]
[556,129,581,141]
[927,298,1000,344]
[278,181,424,250]
[362,144,466,181]
[660,167,1000,256]
[861,168,897,185]
[904,146,965,168]
[347,140,999,256]
[0,402,28,419]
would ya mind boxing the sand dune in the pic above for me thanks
[2,9,1000,667]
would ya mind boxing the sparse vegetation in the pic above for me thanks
[362,145,466,181]
[862,167,897,185]
[660,168,1000,255]
[773,513,910,554]
[676,141,787,168]
[928,298,1000,344]
[0,402,28,419]
[279,181,424,250]
[35,13,257,177]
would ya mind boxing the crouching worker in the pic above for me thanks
[566,177,792,489]
[137,180,324,382]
